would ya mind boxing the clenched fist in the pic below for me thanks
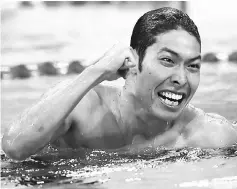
[91,43,137,81]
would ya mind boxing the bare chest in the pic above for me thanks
[68,110,126,149]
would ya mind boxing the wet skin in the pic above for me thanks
[52,29,237,151]
[2,30,237,161]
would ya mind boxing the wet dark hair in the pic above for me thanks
[130,7,201,71]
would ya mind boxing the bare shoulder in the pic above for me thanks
[93,83,122,103]
[74,83,121,113]
[183,104,237,148]
[66,83,125,148]
[50,82,122,148]
[67,83,122,133]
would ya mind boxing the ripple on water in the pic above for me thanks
[1,143,237,188]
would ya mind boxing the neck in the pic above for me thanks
[117,80,174,140]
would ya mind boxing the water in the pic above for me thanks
[1,145,237,189]
[1,3,237,189]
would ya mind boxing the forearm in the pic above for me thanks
[2,65,105,160]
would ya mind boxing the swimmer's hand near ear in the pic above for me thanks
[89,43,136,81]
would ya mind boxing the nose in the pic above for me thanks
[170,66,187,87]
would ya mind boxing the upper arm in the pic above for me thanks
[43,79,102,129]
[38,79,74,141]
[50,87,104,148]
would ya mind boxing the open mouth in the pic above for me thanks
[157,91,186,107]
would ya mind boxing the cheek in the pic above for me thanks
[141,72,162,92]
[188,73,200,92]
[139,74,154,95]
[147,62,172,79]
[136,71,157,100]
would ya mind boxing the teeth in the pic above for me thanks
[161,92,183,100]
[161,97,179,106]
[174,101,178,106]
[165,98,170,105]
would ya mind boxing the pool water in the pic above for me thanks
[1,3,237,188]
[1,63,237,189]
[1,145,237,189]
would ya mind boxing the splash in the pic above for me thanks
[1,143,237,188]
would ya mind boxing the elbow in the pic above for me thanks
[1,136,30,161]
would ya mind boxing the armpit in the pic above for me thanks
[50,137,71,149]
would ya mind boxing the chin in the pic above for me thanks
[150,105,181,121]
[149,95,189,121]
[149,89,192,121]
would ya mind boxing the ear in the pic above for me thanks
[131,48,139,63]
[127,48,139,77]
[119,48,139,79]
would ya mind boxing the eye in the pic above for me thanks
[161,58,174,64]
[189,64,200,69]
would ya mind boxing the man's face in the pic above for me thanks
[134,29,201,121]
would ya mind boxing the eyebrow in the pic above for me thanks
[159,47,201,62]
[159,47,180,57]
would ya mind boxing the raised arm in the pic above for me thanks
[2,44,136,161]
[1,66,106,161]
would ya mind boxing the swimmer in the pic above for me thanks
[2,7,237,161]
